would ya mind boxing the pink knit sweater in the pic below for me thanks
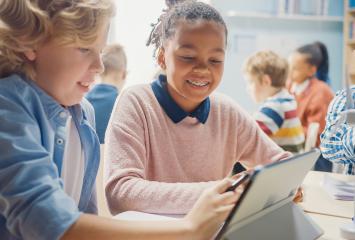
[104,84,290,215]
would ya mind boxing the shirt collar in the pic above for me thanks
[151,75,210,124]
[23,75,86,125]
[266,88,289,100]
[290,78,311,96]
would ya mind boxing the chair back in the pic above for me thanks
[304,122,320,152]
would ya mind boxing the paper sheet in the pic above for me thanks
[322,174,355,201]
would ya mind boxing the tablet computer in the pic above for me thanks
[215,149,320,240]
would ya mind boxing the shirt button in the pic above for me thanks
[56,138,64,145]
[59,111,67,118]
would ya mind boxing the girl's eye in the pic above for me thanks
[78,48,90,53]
[210,59,223,64]
[180,56,195,61]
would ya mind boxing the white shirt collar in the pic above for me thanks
[290,79,310,96]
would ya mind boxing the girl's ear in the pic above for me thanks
[309,65,317,76]
[24,50,37,61]
[157,47,166,70]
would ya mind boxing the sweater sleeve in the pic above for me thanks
[304,87,333,146]
[234,104,291,169]
[104,88,217,215]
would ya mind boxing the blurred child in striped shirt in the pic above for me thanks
[244,50,305,153]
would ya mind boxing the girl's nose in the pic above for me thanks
[192,66,210,74]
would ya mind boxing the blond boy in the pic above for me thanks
[244,50,305,153]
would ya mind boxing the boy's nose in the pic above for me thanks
[91,56,105,74]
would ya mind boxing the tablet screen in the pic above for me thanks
[215,149,320,239]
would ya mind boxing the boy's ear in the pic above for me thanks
[122,70,127,80]
[157,47,166,70]
[262,74,272,86]
[24,50,37,61]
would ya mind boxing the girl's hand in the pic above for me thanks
[184,178,242,240]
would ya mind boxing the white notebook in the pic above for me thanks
[322,174,355,201]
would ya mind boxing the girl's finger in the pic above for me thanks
[217,191,240,205]
[230,172,244,180]
[215,178,234,193]
[215,204,235,214]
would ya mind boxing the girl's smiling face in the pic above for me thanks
[158,20,226,112]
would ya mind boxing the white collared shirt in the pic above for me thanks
[61,115,85,205]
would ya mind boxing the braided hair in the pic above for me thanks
[296,41,329,83]
[146,0,227,56]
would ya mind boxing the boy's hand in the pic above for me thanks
[293,187,304,203]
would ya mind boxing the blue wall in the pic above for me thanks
[211,0,344,112]
[212,0,343,16]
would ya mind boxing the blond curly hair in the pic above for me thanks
[0,0,115,79]
[243,50,289,87]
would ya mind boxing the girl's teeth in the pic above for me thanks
[187,80,208,86]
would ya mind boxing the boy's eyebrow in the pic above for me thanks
[178,44,225,53]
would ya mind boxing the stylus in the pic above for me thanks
[226,172,250,192]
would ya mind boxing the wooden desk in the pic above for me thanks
[308,213,351,240]
[300,171,353,219]
[300,171,354,239]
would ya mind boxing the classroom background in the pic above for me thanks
[109,0,344,112]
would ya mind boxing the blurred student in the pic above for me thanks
[320,82,355,175]
[86,44,127,143]
[0,0,242,239]
[288,41,334,147]
[104,0,290,216]
[244,50,305,153]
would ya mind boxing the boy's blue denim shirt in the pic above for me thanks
[0,74,100,239]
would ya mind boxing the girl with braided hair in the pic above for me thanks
[105,0,290,216]
[288,42,334,147]
[0,0,245,239]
